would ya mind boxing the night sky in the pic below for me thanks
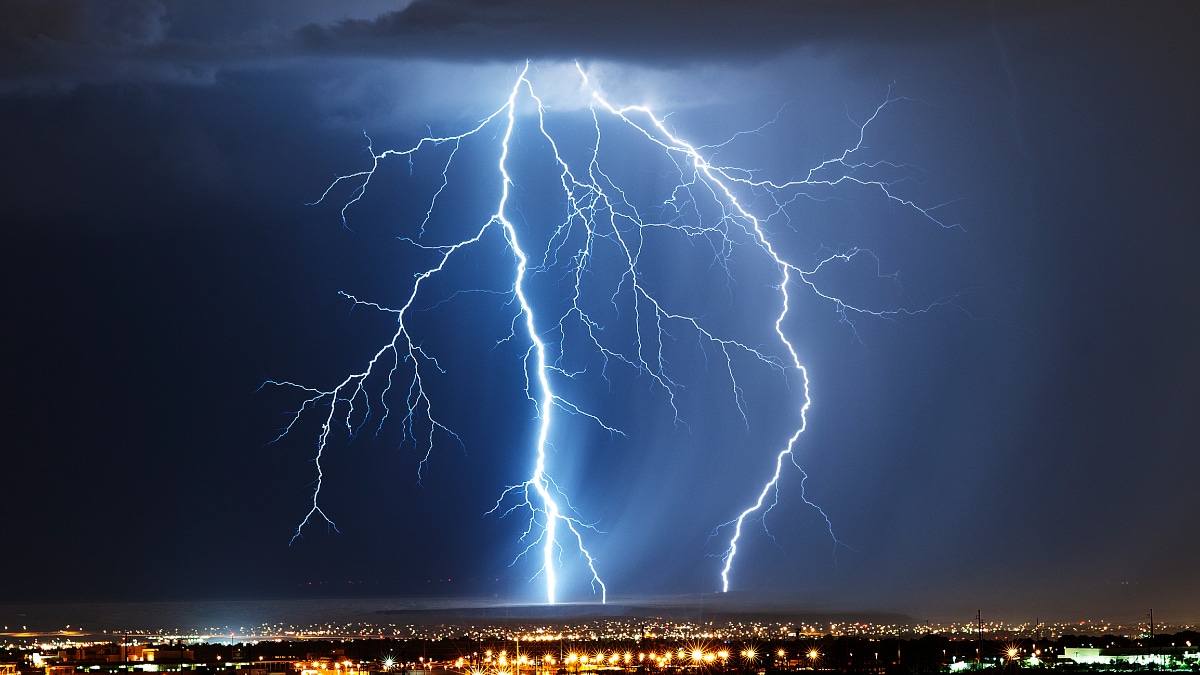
[3,1,1198,624]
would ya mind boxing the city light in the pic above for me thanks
[13,614,1200,675]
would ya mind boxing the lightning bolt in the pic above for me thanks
[265,62,956,603]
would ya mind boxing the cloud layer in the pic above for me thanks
[2,0,1092,90]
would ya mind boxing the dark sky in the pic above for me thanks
[2,1,1198,624]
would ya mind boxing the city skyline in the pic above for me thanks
[2,594,1194,640]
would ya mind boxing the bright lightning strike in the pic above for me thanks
[264,62,957,603]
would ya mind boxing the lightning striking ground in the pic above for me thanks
[265,62,955,603]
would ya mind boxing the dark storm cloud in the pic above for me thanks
[0,0,220,88]
[1,0,1092,91]
[3,0,169,46]
[294,0,1068,64]
[0,0,397,90]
